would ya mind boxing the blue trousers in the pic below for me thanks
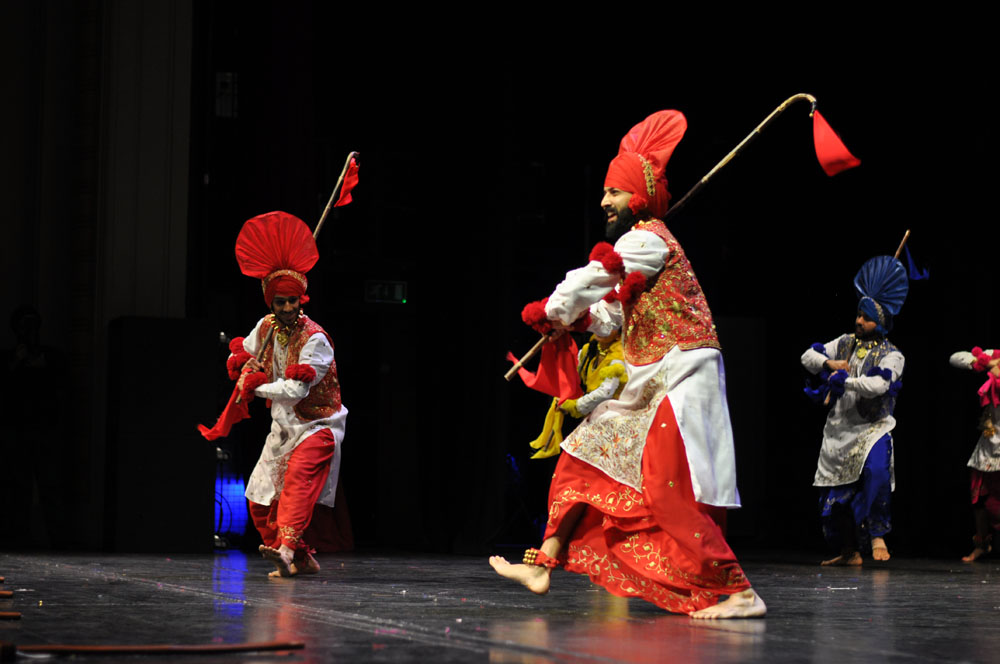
[818,434,892,546]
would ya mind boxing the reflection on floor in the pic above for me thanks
[2,550,999,662]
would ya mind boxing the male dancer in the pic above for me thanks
[230,211,347,577]
[491,110,765,619]
[801,256,907,565]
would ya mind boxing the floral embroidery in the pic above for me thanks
[257,314,342,421]
[561,374,667,490]
[548,485,644,526]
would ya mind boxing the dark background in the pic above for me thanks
[1,2,994,559]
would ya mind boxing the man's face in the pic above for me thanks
[855,311,879,338]
[271,295,301,327]
[601,187,635,241]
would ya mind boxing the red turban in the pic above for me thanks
[234,211,319,305]
[604,110,687,218]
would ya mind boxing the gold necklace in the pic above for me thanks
[855,335,881,359]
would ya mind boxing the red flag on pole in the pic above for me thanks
[197,385,250,440]
[813,110,861,176]
[505,335,584,402]
[334,157,359,207]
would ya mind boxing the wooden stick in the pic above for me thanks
[504,334,551,381]
[7,640,304,656]
[235,326,274,404]
[665,93,817,221]
[506,95,822,378]
[893,229,911,260]
[313,151,358,241]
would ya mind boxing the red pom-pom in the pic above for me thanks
[600,251,624,275]
[229,337,246,353]
[973,347,993,372]
[603,290,619,303]
[521,298,553,334]
[286,363,317,383]
[589,242,614,262]
[227,351,253,380]
[240,372,268,401]
[571,311,592,332]
[619,271,647,307]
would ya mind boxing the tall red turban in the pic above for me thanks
[234,211,319,305]
[604,110,687,218]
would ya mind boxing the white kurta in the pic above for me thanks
[545,229,740,508]
[241,316,347,508]
[801,337,903,488]
[950,350,1000,472]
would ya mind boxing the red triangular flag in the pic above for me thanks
[505,335,584,401]
[813,110,860,176]
[334,157,359,207]
[197,385,250,440]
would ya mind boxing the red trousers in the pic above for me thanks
[248,428,335,551]
[545,395,750,615]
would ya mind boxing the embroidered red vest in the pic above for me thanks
[622,220,720,365]
[257,314,342,421]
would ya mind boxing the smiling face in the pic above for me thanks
[271,295,301,327]
[601,187,636,241]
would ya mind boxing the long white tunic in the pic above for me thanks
[801,336,903,488]
[950,350,1000,472]
[545,229,740,508]
[241,316,347,507]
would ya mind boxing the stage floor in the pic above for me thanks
[2,550,999,663]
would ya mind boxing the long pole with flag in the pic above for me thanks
[505,94,861,379]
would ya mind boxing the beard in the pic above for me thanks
[605,204,636,241]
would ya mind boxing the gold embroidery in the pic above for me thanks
[278,525,301,544]
[257,314,342,421]
[623,221,721,366]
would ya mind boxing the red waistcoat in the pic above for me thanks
[257,314,342,421]
[622,220,720,365]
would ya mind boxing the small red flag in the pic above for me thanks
[812,110,860,176]
[334,157,359,207]
[197,385,250,440]
[506,335,584,401]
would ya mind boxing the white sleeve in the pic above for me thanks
[574,359,626,415]
[846,351,904,398]
[801,338,840,374]
[545,229,668,326]
[950,351,975,370]
[254,333,333,403]
[950,349,995,370]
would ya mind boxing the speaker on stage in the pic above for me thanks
[104,316,217,553]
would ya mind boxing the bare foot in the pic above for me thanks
[962,545,990,563]
[871,537,890,561]
[691,589,766,620]
[290,552,321,575]
[260,544,294,578]
[821,550,863,566]
[489,555,551,595]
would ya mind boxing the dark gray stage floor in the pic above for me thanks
[2,550,999,663]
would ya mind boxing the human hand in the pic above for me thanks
[244,357,262,373]
[825,359,849,372]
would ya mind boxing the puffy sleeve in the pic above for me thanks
[253,333,333,403]
[545,229,668,328]
[846,351,904,398]
[801,337,841,374]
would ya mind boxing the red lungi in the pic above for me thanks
[544,394,750,615]
[249,428,336,551]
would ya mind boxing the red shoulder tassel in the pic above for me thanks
[227,351,254,380]
[619,271,647,307]
[589,242,624,274]
[240,372,268,401]
[286,363,317,383]
[229,337,246,353]
[521,298,552,334]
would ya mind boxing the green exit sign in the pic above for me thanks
[365,280,408,304]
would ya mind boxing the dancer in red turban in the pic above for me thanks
[491,111,765,619]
